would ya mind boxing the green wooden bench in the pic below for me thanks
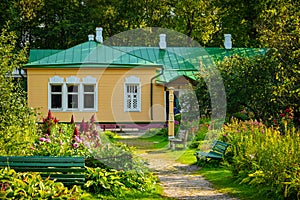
[194,140,230,162]
[0,156,85,186]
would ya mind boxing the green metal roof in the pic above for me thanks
[25,41,266,83]
[29,49,63,62]
[114,46,266,83]
[25,41,156,67]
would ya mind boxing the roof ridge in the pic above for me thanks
[105,45,156,64]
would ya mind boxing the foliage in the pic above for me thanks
[85,141,136,171]
[190,0,300,128]
[195,48,299,128]
[84,167,158,198]
[223,119,300,199]
[0,167,88,199]
[0,28,37,156]
[213,0,262,47]
[256,0,300,126]
[169,0,219,45]
[0,0,220,48]
[217,54,276,121]
[2,0,299,50]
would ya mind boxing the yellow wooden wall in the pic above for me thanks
[27,67,165,123]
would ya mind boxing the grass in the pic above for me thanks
[198,167,270,200]
[116,134,169,153]
[88,185,173,200]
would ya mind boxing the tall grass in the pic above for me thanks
[223,119,300,199]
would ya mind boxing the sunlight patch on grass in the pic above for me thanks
[199,167,269,200]
[176,148,197,165]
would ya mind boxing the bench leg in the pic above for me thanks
[168,140,176,150]
[172,143,175,150]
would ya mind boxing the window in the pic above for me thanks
[67,85,79,109]
[51,85,62,109]
[124,76,141,112]
[126,84,139,110]
[49,76,64,110]
[82,76,97,110]
[48,76,97,112]
[83,85,95,109]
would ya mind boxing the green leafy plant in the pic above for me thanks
[84,167,158,197]
[0,167,88,199]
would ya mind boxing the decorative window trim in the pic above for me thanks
[83,76,96,84]
[48,76,64,111]
[66,76,80,84]
[50,75,64,83]
[124,76,141,112]
[48,76,98,112]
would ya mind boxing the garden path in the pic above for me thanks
[118,130,238,200]
[139,150,238,200]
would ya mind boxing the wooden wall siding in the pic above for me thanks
[27,68,165,123]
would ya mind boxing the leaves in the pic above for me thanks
[0,168,86,199]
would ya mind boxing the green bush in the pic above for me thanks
[84,167,158,197]
[0,167,88,199]
[223,119,300,199]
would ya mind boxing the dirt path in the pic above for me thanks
[139,150,238,200]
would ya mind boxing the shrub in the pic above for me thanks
[84,167,158,197]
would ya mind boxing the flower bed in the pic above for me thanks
[222,119,300,199]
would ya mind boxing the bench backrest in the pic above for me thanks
[0,156,85,185]
[211,140,230,155]
[177,130,188,142]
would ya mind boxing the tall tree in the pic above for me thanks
[256,0,300,123]
[213,0,263,47]
[0,28,36,155]
[169,0,220,46]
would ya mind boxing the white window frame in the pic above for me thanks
[124,76,141,112]
[82,76,98,111]
[48,76,64,111]
[48,76,98,112]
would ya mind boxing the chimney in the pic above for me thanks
[96,27,103,43]
[159,34,167,50]
[224,34,232,49]
[88,34,94,41]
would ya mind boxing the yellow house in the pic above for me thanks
[25,31,266,128]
